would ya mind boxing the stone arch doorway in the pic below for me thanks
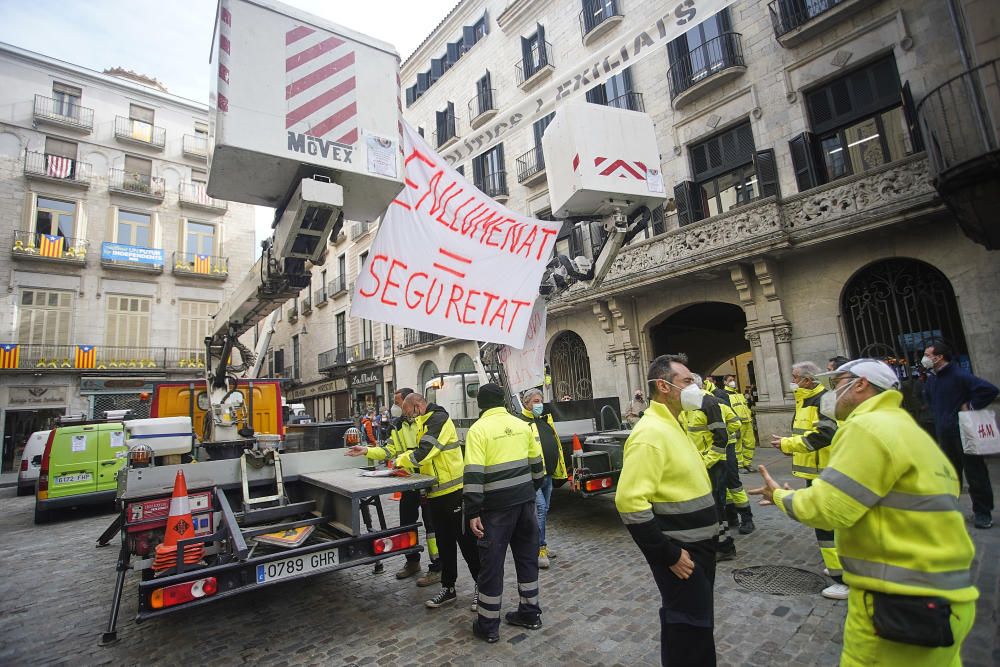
[841,258,970,374]
[418,360,439,388]
[549,331,593,400]
[648,302,750,379]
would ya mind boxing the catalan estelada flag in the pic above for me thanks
[75,345,96,369]
[39,234,64,258]
[0,343,19,369]
[194,254,211,274]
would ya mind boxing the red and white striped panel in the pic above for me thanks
[594,156,647,180]
[217,0,232,112]
[46,155,72,179]
[285,25,358,146]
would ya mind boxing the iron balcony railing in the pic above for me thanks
[318,347,347,370]
[350,342,375,362]
[516,147,545,183]
[33,94,94,131]
[178,182,228,210]
[172,251,228,277]
[23,151,92,184]
[329,274,348,296]
[109,169,165,198]
[768,0,851,37]
[302,295,312,314]
[315,287,327,304]
[114,115,166,148]
[468,88,497,122]
[183,134,208,158]
[580,0,623,38]
[403,329,443,347]
[11,230,89,262]
[475,170,509,198]
[668,32,745,100]
[434,112,460,148]
[515,41,554,85]
[606,91,644,112]
[0,344,207,371]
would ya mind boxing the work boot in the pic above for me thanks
[395,560,421,580]
[470,585,479,612]
[726,505,740,532]
[538,545,550,569]
[973,512,993,529]
[416,569,442,587]
[738,510,755,535]
[472,620,499,643]
[716,539,737,562]
[505,611,542,630]
[821,583,849,600]
[425,587,456,608]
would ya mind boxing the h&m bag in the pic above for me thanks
[958,409,1000,455]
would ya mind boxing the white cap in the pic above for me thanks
[820,358,900,390]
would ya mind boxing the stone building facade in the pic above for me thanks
[0,43,256,470]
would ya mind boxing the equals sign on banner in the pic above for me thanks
[433,248,472,279]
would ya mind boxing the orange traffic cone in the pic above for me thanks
[572,434,583,453]
[390,492,402,501]
[152,469,205,572]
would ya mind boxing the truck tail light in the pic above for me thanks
[20,459,28,472]
[584,476,614,492]
[36,430,56,498]
[372,530,418,555]
[150,577,218,609]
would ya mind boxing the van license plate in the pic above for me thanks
[256,547,339,583]
[54,472,92,484]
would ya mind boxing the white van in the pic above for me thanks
[424,374,480,436]
[17,430,51,496]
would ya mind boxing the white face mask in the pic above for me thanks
[726,381,736,389]
[679,384,703,411]
[790,381,800,392]
[819,379,858,420]
[920,355,935,370]
[389,404,402,418]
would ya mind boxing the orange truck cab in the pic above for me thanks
[150,379,285,445]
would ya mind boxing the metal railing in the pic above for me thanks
[606,91,644,112]
[318,347,347,370]
[329,274,348,296]
[23,151,92,184]
[383,339,393,357]
[183,134,208,157]
[668,32,745,100]
[171,251,228,276]
[114,115,166,148]
[315,287,327,304]
[434,112,460,148]
[515,41,554,85]
[11,230,89,261]
[918,58,1000,177]
[302,295,312,313]
[178,182,228,210]
[350,221,372,241]
[350,342,375,362]
[33,94,94,131]
[768,0,851,37]
[516,147,546,183]
[468,88,497,123]
[109,169,165,198]
[403,329,443,347]
[580,0,623,38]
[475,170,508,198]
[0,344,207,371]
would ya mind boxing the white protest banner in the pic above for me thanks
[350,123,561,347]
[438,0,734,166]
[498,299,547,394]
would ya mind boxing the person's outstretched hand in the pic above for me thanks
[748,464,791,506]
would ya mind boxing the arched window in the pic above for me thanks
[450,353,476,373]
[418,360,439,389]
[841,258,970,376]
[549,331,593,400]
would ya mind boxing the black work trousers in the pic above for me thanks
[399,490,439,567]
[648,542,717,667]
[476,501,540,635]
[938,426,994,515]
[427,490,480,589]
[707,463,730,544]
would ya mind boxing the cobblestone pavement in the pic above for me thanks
[0,448,996,666]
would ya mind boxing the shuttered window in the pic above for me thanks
[18,289,73,345]
[178,300,216,352]
[105,294,151,348]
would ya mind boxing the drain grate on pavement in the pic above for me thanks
[732,565,829,596]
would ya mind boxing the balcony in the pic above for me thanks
[183,134,209,160]
[434,113,460,150]
[100,242,164,273]
[580,0,624,46]
[468,89,498,130]
[605,91,644,112]
[668,32,746,109]
[314,286,328,307]
[172,251,228,279]
[109,169,165,201]
[475,171,509,201]
[23,151,92,188]
[32,95,94,133]
[516,147,546,186]
[0,344,207,372]
[318,347,347,372]
[515,41,555,91]
[918,58,1000,249]
[350,221,372,241]
[768,0,869,48]
[11,231,88,265]
[328,275,348,297]
[383,339,393,357]
[349,342,375,363]
[287,307,298,324]
[178,182,228,212]
[403,329,444,348]
[114,116,166,150]
[302,295,312,315]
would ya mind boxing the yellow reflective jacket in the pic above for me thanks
[366,417,415,461]
[726,386,756,451]
[519,408,568,481]
[394,404,463,498]
[773,390,978,603]
[679,391,732,468]
[616,400,717,562]
[463,406,544,517]
[780,384,837,479]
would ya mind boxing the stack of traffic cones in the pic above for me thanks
[152,470,205,573]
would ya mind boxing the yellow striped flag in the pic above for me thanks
[75,345,96,369]
[0,343,19,369]
[194,254,211,274]
[39,234,64,258]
